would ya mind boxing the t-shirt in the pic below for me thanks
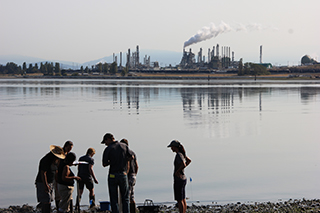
[77,154,94,180]
[102,141,133,174]
[35,152,57,184]
[174,152,186,181]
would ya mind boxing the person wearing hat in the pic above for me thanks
[167,140,191,213]
[101,133,134,213]
[35,145,66,213]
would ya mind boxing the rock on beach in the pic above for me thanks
[1,199,320,213]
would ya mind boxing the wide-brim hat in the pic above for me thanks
[50,145,66,159]
[167,140,181,148]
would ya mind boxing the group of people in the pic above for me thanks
[35,132,191,213]
[35,141,100,213]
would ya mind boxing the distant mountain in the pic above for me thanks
[0,55,45,66]
[0,50,183,69]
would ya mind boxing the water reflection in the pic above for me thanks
[2,82,320,112]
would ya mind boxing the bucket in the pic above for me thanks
[99,201,110,211]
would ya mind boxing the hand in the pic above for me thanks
[174,172,182,179]
[74,176,81,181]
[45,184,51,193]
[94,179,98,184]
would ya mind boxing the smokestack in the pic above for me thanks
[212,46,215,58]
[216,44,219,57]
[232,51,234,62]
[136,45,140,65]
[120,52,122,67]
[127,48,131,67]
[208,48,211,63]
[260,45,262,63]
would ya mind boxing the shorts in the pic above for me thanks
[58,184,74,212]
[78,178,94,191]
[128,174,136,201]
[36,182,54,203]
[53,179,61,201]
[173,179,186,201]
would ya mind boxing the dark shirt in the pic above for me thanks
[57,160,75,186]
[174,152,186,181]
[102,141,133,174]
[35,152,57,184]
[77,154,94,180]
[128,151,137,175]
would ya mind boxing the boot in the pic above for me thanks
[42,203,51,213]
[75,195,81,212]
[69,199,73,213]
[130,203,136,213]
[89,195,95,208]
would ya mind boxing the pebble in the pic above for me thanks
[1,199,320,213]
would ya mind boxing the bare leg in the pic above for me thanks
[177,199,187,213]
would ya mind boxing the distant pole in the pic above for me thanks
[260,45,262,63]
[189,177,193,201]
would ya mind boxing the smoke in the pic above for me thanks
[183,21,274,48]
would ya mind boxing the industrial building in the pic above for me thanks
[179,43,236,70]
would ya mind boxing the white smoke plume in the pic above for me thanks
[183,21,272,48]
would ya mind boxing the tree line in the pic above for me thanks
[237,59,270,76]
[0,61,128,76]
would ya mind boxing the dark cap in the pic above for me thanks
[101,133,114,144]
[167,140,181,148]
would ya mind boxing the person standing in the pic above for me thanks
[35,145,66,213]
[101,133,134,213]
[120,139,139,213]
[76,148,99,210]
[167,140,191,213]
[54,141,74,210]
[57,152,81,213]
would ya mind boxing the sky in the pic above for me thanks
[1,0,319,66]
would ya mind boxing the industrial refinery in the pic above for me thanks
[116,44,241,71]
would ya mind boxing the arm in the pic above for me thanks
[102,149,110,167]
[185,156,192,166]
[103,161,110,167]
[134,159,139,174]
[89,164,98,184]
[174,156,191,178]
[62,165,80,182]
[174,161,186,178]
[40,170,50,192]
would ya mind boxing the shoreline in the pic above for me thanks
[1,198,320,212]
[0,72,320,81]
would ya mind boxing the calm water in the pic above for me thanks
[0,79,319,207]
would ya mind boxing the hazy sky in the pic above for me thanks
[1,0,319,66]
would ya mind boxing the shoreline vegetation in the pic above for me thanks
[1,199,320,212]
